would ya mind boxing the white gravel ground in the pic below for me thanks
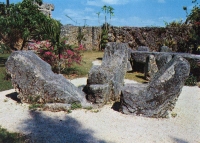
[0,78,200,143]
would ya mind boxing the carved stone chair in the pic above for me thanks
[120,56,190,118]
[84,42,129,106]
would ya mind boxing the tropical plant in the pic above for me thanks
[96,12,101,24]
[164,19,185,28]
[183,0,200,53]
[28,40,85,73]
[107,6,114,25]
[102,5,108,30]
[101,5,114,30]
[0,0,51,51]
[77,27,85,45]
[100,28,108,50]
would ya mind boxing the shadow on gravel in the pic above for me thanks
[6,92,21,103]
[20,110,108,143]
[171,137,189,143]
[111,102,121,112]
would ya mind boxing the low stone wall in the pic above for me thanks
[61,25,101,50]
[61,25,192,52]
[108,26,191,52]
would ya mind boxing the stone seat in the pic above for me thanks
[84,42,129,106]
[120,56,190,118]
[5,51,89,111]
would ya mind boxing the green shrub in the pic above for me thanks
[71,102,82,110]
[0,54,12,91]
[0,126,27,143]
[29,104,44,110]
[185,74,197,86]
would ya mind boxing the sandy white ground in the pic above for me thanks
[0,78,200,143]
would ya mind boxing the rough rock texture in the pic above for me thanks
[61,26,101,50]
[159,46,171,52]
[156,54,172,70]
[144,55,158,80]
[5,51,89,111]
[137,46,150,51]
[131,51,200,74]
[84,42,128,106]
[120,56,190,118]
[61,26,192,52]
[34,2,54,17]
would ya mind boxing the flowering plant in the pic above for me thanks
[28,40,85,73]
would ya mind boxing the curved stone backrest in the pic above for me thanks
[5,51,89,110]
[85,42,129,105]
[120,56,190,118]
[146,56,190,103]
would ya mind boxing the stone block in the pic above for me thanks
[5,51,89,111]
[84,42,128,105]
[120,56,190,118]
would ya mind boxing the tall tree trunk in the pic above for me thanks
[105,15,107,31]
[6,0,9,7]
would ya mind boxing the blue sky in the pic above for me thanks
[4,0,197,27]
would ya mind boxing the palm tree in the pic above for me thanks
[102,5,108,30]
[6,0,9,7]
[108,6,114,26]
[96,12,100,25]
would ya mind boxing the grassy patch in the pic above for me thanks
[0,126,28,143]
[29,103,44,110]
[125,71,148,83]
[83,106,93,110]
[0,54,12,91]
[62,51,104,79]
[71,102,82,110]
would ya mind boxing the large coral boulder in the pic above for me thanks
[5,51,89,111]
[84,42,128,106]
[120,56,190,118]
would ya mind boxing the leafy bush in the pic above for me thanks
[185,74,197,86]
[28,40,85,73]
[183,0,200,54]
[71,102,82,110]
[0,0,54,50]
[0,126,27,143]
[100,29,108,50]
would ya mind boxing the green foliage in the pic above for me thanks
[101,5,114,30]
[164,19,185,28]
[77,27,85,45]
[0,44,11,54]
[71,102,82,110]
[83,106,93,110]
[100,29,108,50]
[184,0,200,53]
[0,54,12,91]
[184,59,199,86]
[29,104,44,110]
[0,126,27,143]
[185,74,197,86]
[0,0,59,51]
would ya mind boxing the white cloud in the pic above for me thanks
[63,9,82,19]
[86,0,130,6]
[86,0,103,6]
[84,7,94,12]
[101,0,129,5]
